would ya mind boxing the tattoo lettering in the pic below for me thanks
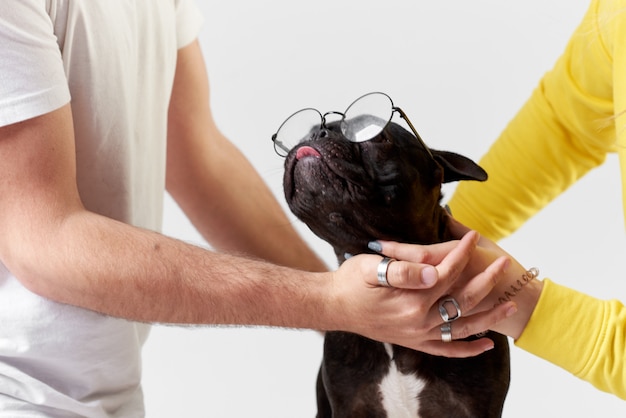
[493,267,539,307]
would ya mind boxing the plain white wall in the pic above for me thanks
[142,1,626,416]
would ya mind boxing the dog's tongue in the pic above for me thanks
[296,146,321,160]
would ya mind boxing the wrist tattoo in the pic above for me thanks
[493,267,539,307]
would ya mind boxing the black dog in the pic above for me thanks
[281,120,510,417]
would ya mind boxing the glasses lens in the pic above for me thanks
[341,92,393,142]
[273,108,323,156]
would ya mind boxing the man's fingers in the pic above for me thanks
[412,301,517,357]
[416,338,495,358]
[381,259,439,289]
[431,301,516,341]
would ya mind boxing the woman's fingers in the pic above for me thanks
[341,231,519,356]
[381,231,480,290]
[445,213,472,239]
[452,255,511,314]
[374,230,479,266]
[446,214,506,254]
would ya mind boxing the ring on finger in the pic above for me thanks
[441,322,453,343]
[438,296,462,322]
[377,257,396,288]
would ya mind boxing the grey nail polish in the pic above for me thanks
[344,252,353,259]
[367,241,383,253]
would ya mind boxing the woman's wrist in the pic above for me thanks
[463,233,545,339]
[490,276,544,339]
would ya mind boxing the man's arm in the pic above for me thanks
[0,103,326,326]
[0,42,512,356]
[165,40,325,272]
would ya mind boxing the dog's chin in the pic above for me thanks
[285,145,365,210]
[286,173,374,249]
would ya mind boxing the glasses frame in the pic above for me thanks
[271,92,435,162]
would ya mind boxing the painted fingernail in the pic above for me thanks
[506,304,518,317]
[421,266,437,286]
[367,241,383,253]
[344,252,353,259]
[501,257,511,272]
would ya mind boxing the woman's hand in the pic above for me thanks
[443,215,545,339]
[330,231,518,358]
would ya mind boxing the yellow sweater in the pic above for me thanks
[448,0,626,399]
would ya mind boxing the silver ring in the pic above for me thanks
[441,322,452,343]
[438,296,462,322]
[377,257,395,287]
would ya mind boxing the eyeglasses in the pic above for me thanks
[271,92,434,161]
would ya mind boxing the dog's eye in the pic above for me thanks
[329,212,344,223]
[376,131,392,144]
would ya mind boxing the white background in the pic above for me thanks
[142,1,626,416]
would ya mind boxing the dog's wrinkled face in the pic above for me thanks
[282,120,486,258]
[282,120,505,417]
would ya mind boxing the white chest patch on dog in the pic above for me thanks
[379,343,425,418]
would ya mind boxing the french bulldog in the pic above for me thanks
[281,120,510,417]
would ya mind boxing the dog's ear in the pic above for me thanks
[432,150,488,183]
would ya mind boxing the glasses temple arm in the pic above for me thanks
[394,107,436,160]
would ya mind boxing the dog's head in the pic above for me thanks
[282,119,487,260]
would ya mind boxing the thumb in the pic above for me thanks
[446,214,506,254]
[446,213,472,239]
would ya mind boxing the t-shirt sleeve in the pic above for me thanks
[0,1,71,127]
[175,0,205,49]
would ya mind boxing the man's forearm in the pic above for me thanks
[166,131,327,273]
[165,40,326,273]
[9,209,331,328]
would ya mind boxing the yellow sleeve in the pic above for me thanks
[449,0,626,399]
[448,0,616,241]
[516,280,626,400]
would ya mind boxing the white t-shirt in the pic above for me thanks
[0,1,203,416]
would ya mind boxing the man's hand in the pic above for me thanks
[329,231,517,357]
